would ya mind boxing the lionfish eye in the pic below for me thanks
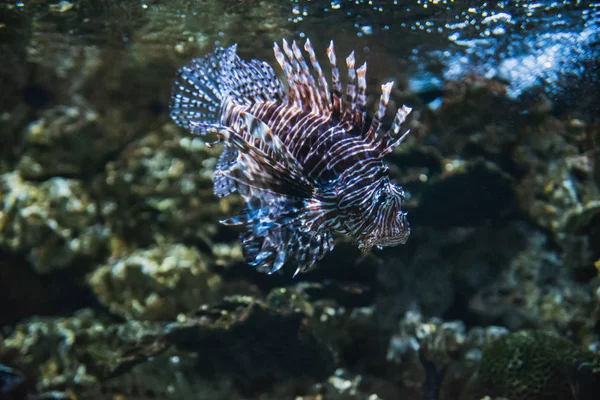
[376,191,388,204]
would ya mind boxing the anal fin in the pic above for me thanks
[232,194,334,275]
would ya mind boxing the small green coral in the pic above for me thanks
[463,331,600,400]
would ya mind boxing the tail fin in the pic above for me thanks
[170,45,284,135]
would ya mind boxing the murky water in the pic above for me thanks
[1,1,599,399]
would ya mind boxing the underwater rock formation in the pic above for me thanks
[560,200,600,283]
[1,309,164,391]
[0,0,599,399]
[463,330,600,400]
[16,104,134,180]
[89,243,222,321]
[162,296,336,386]
[387,311,509,399]
[70,352,236,400]
[101,124,240,248]
[0,295,336,396]
[469,228,598,343]
[0,172,109,273]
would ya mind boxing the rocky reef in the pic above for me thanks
[88,243,223,321]
[1,1,599,399]
[0,172,109,274]
[463,331,600,400]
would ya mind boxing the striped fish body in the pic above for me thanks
[170,39,412,275]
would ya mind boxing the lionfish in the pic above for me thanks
[170,38,412,276]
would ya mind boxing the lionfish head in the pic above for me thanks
[352,179,410,252]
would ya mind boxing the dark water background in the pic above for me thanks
[0,1,599,399]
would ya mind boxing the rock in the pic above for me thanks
[163,296,336,388]
[1,309,163,391]
[462,331,600,400]
[102,124,241,250]
[559,200,600,281]
[0,172,109,273]
[387,311,509,399]
[89,243,222,321]
[469,229,597,343]
[16,104,135,180]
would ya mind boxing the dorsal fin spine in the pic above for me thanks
[326,41,343,115]
[282,39,304,99]
[356,62,368,129]
[379,105,412,155]
[304,39,331,111]
[273,42,300,107]
[344,51,357,119]
[291,40,323,111]
[366,81,393,139]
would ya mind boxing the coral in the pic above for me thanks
[1,309,163,391]
[102,124,242,248]
[387,311,509,400]
[560,200,600,281]
[514,127,599,235]
[16,104,136,180]
[162,296,336,386]
[469,228,598,344]
[0,172,109,273]
[462,331,600,400]
[70,351,236,400]
[374,221,533,330]
[89,243,222,321]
